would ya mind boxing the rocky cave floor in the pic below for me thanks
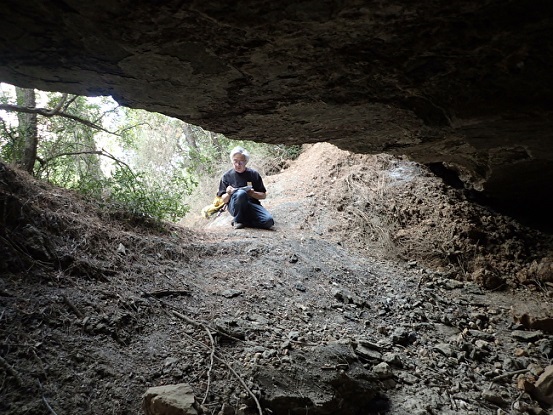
[1,143,552,415]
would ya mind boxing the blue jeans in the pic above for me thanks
[228,190,274,229]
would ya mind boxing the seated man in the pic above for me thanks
[218,146,274,230]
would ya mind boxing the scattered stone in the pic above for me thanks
[536,338,553,358]
[117,243,127,255]
[512,305,553,333]
[262,349,277,359]
[382,352,402,367]
[355,344,382,362]
[254,343,388,415]
[396,371,419,385]
[474,339,490,349]
[512,330,543,342]
[288,331,300,340]
[245,345,266,354]
[221,289,242,299]
[443,279,464,290]
[465,329,495,342]
[213,318,247,339]
[528,363,544,377]
[391,328,416,346]
[433,343,453,357]
[531,365,553,405]
[249,313,269,326]
[517,257,553,285]
[343,311,358,321]
[333,289,368,308]
[294,282,306,292]
[356,338,384,350]
[218,403,235,415]
[372,362,393,379]
[433,323,461,339]
[472,267,505,290]
[481,390,509,405]
[142,383,197,415]
[164,357,179,367]
[514,348,528,357]
[517,376,536,393]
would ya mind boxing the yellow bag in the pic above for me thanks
[201,196,226,218]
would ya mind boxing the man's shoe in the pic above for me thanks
[234,222,245,229]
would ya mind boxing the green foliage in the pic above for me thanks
[0,83,303,223]
[245,142,302,176]
[0,87,19,163]
[68,164,195,222]
[107,167,194,222]
[37,94,103,179]
[185,132,226,175]
[0,120,17,162]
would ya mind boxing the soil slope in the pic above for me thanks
[1,143,552,415]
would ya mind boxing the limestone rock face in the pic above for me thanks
[1,1,552,227]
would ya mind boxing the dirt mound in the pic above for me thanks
[1,145,553,415]
[263,143,552,289]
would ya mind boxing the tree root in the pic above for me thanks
[170,309,263,415]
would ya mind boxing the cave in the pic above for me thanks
[1,0,552,230]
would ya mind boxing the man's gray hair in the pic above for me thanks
[230,146,250,163]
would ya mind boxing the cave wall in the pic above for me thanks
[1,0,552,228]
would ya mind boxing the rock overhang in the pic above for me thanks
[1,0,552,229]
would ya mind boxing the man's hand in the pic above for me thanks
[226,185,235,195]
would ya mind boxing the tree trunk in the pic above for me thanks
[15,87,38,173]
[183,122,198,151]
[209,131,225,160]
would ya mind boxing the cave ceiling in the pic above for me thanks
[1,1,552,227]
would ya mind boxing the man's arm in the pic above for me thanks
[221,191,231,204]
[247,189,266,200]
[217,172,231,197]
[247,170,267,200]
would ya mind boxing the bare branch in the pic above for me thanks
[92,103,121,124]
[117,122,152,135]
[39,149,135,178]
[38,380,60,415]
[41,150,103,165]
[170,310,263,415]
[62,94,79,112]
[1,101,153,138]
[47,93,68,115]
[100,148,135,176]
[0,103,118,135]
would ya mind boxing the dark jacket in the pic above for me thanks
[217,168,266,204]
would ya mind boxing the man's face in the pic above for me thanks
[232,154,247,173]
